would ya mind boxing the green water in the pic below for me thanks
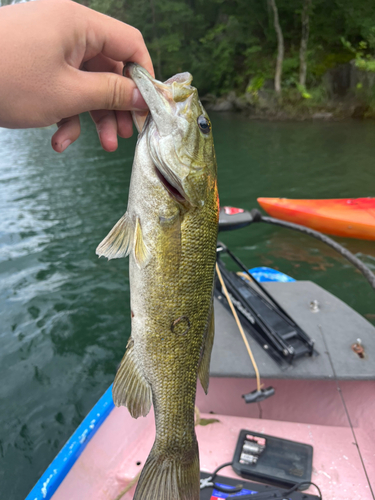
[1,114,374,499]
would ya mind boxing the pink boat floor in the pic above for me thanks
[52,407,373,500]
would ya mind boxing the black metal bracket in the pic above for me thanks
[216,242,315,367]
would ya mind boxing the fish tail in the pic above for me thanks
[133,440,200,500]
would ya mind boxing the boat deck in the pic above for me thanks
[213,280,375,380]
[51,406,374,500]
[42,280,375,500]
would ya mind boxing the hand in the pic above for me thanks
[0,0,154,152]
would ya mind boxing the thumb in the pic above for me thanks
[68,70,148,114]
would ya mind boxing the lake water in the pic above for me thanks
[1,114,375,499]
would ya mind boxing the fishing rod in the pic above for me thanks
[218,207,375,292]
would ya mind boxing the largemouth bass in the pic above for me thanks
[96,63,219,500]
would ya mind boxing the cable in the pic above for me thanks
[215,262,262,392]
[201,460,323,499]
[227,480,323,499]
[283,480,323,499]
[208,461,234,480]
[248,209,375,292]
[200,461,243,493]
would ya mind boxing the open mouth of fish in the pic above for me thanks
[154,166,186,204]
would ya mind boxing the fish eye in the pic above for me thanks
[197,115,211,134]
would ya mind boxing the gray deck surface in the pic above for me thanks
[211,280,375,380]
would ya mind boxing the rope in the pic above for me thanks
[237,271,254,284]
[113,471,141,500]
[215,262,261,392]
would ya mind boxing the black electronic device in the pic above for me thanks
[215,242,315,367]
[199,472,320,500]
[232,430,313,490]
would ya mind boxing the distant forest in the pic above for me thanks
[75,0,375,98]
[2,0,375,102]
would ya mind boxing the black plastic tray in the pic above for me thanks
[232,430,313,489]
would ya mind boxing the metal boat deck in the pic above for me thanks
[212,280,375,380]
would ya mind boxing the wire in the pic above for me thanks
[227,480,323,499]
[202,460,323,499]
[200,461,243,493]
[318,326,374,497]
[248,209,375,292]
[210,461,234,479]
[284,480,323,499]
[215,262,262,392]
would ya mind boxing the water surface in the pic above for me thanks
[0,114,374,499]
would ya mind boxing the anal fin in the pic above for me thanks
[113,338,152,418]
[198,300,215,394]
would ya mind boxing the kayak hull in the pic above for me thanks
[257,197,375,240]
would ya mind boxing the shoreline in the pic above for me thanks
[203,92,375,122]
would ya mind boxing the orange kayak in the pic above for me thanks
[257,197,375,240]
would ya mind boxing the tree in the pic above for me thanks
[299,0,312,87]
[268,0,284,93]
[76,0,375,98]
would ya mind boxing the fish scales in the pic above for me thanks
[97,63,219,500]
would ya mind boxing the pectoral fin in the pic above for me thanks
[96,212,133,260]
[134,217,150,268]
[113,337,152,418]
[198,301,215,394]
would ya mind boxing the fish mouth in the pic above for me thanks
[154,165,187,205]
[125,63,191,206]
[125,63,173,137]
[124,63,191,136]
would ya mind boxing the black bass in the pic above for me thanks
[96,63,219,500]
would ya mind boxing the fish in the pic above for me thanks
[96,63,219,500]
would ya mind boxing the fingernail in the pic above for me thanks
[132,89,148,110]
[61,140,71,152]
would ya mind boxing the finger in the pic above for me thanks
[83,53,123,75]
[65,68,148,114]
[116,110,134,139]
[84,6,154,77]
[90,109,118,152]
[51,115,81,153]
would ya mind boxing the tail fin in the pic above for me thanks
[133,441,200,500]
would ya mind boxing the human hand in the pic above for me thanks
[0,0,154,152]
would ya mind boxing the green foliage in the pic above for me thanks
[247,76,265,95]
[310,51,353,78]
[296,83,312,99]
[341,35,375,73]
[77,0,375,100]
